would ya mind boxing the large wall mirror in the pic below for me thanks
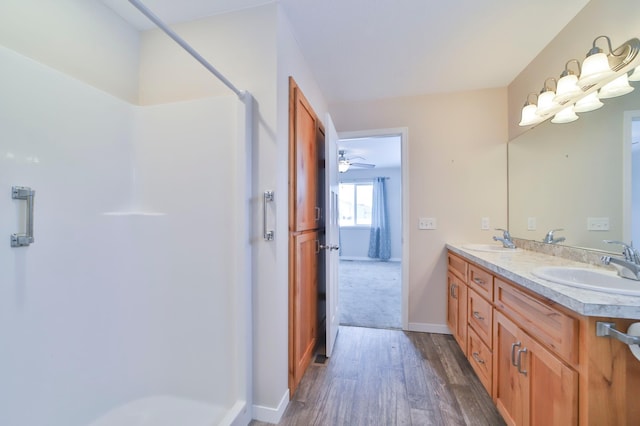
[508,88,640,252]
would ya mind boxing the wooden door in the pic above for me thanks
[289,78,319,232]
[447,272,467,354]
[288,77,322,395]
[289,231,318,390]
[524,334,578,426]
[494,311,526,426]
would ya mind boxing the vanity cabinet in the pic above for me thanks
[446,249,639,425]
[447,253,468,353]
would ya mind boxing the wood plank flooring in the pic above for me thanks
[250,326,505,426]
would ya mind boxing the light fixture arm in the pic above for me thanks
[587,35,614,57]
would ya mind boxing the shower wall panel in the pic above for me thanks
[0,45,244,426]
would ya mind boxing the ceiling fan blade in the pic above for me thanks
[349,162,375,169]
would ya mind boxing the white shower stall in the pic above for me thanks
[0,13,252,425]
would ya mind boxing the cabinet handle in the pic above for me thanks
[472,352,485,365]
[450,283,457,299]
[473,277,485,285]
[510,341,522,367]
[516,348,528,376]
[472,311,484,321]
[315,206,321,221]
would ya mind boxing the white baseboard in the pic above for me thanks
[408,322,451,334]
[222,400,251,426]
[252,389,289,424]
[339,256,401,262]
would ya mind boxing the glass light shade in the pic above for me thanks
[519,104,543,126]
[629,66,640,82]
[338,161,350,173]
[536,90,559,116]
[551,106,579,124]
[599,73,634,99]
[553,74,582,103]
[573,91,604,112]
[578,52,615,86]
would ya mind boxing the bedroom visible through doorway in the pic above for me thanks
[337,132,405,329]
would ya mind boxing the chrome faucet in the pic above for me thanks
[493,228,516,249]
[601,240,640,281]
[543,228,565,244]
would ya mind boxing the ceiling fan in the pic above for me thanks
[338,149,375,173]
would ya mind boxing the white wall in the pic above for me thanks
[338,167,402,261]
[330,89,508,331]
[0,0,140,103]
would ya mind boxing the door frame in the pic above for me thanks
[336,127,409,330]
[623,110,640,243]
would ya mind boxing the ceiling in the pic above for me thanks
[103,0,590,103]
[338,136,401,170]
[102,0,591,167]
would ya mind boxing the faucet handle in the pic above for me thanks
[495,228,511,239]
[603,240,640,263]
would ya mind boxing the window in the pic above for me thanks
[339,182,373,226]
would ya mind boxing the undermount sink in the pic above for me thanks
[531,266,640,296]
[462,243,520,253]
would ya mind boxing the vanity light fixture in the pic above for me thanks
[573,91,603,112]
[518,36,640,127]
[518,93,544,126]
[536,78,559,116]
[551,105,579,123]
[338,160,350,173]
[578,35,616,86]
[554,60,583,103]
[599,73,634,98]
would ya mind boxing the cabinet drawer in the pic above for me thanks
[468,264,493,300]
[467,327,492,395]
[448,253,467,281]
[494,278,578,365]
[468,288,493,348]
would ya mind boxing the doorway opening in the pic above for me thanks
[336,129,408,330]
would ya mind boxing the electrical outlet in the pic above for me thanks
[419,217,437,230]
[587,217,610,231]
[481,217,490,230]
[527,217,537,231]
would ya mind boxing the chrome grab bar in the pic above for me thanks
[263,190,274,241]
[11,186,35,248]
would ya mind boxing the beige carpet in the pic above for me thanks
[339,259,401,329]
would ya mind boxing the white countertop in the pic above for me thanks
[447,243,640,319]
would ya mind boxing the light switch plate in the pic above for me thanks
[527,217,536,231]
[587,217,610,231]
[481,217,490,230]
[419,217,437,230]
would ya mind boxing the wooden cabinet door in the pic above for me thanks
[289,231,318,393]
[289,80,318,232]
[524,334,578,426]
[495,311,578,426]
[494,311,526,426]
[447,272,467,354]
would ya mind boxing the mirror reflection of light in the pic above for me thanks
[5,152,15,159]
[26,156,40,164]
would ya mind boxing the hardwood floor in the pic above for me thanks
[250,326,505,426]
